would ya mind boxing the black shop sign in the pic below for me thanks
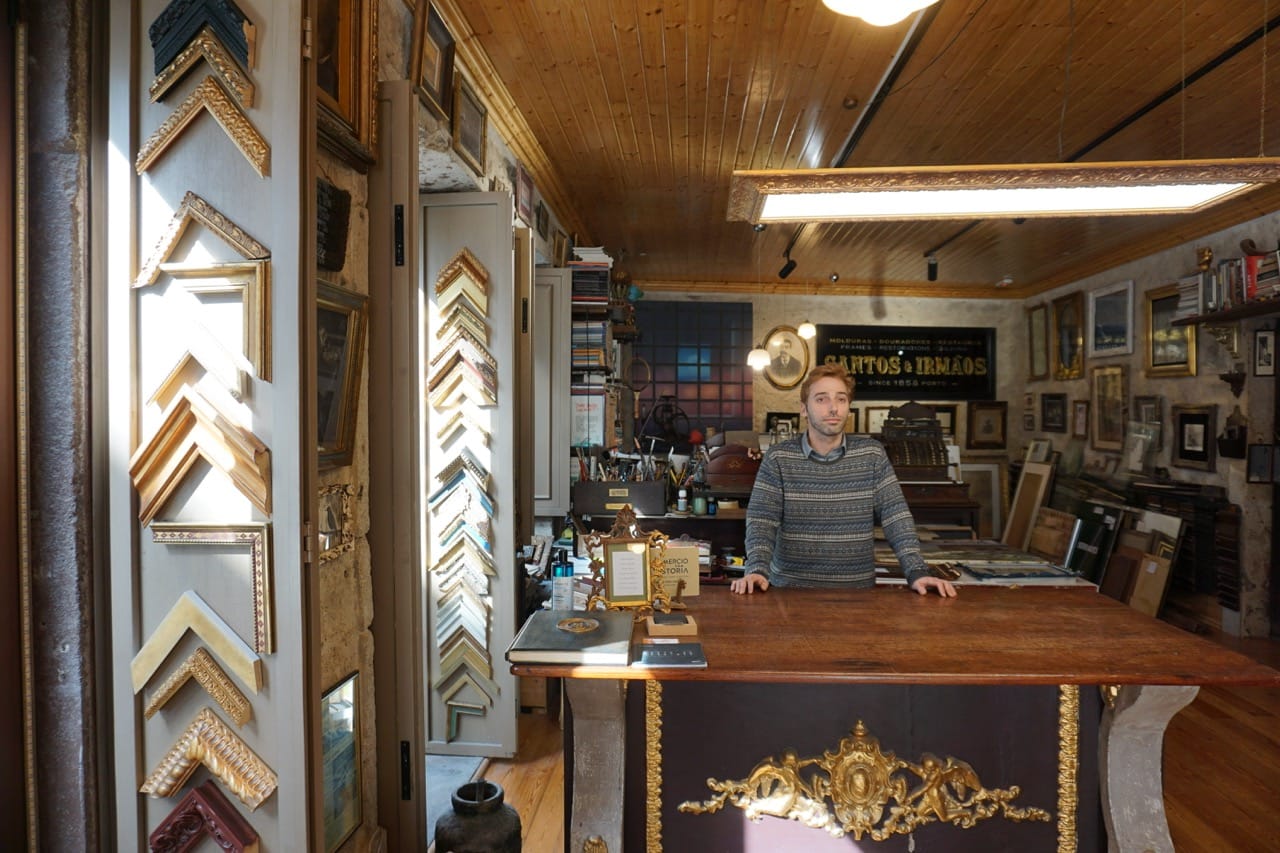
[815,325,996,400]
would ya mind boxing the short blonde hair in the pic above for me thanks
[800,363,854,403]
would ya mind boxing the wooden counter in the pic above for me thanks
[510,587,1280,852]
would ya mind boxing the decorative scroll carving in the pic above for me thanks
[131,590,262,694]
[140,707,277,811]
[129,386,271,524]
[678,720,1050,840]
[149,779,259,853]
[584,506,671,615]
[135,190,269,289]
[645,681,663,853]
[149,0,253,74]
[318,482,357,564]
[151,522,273,654]
[144,647,252,726]
[1057,685,1079,853]
[136,75,270,177]
[158,260,271,382]
[150,25,254,106]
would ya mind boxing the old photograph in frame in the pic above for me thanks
[1026,303,1049,380]
[317,0,377,169]
[1171,404,1216,471]
[864,406,891,435]
[322,672,361,853]
[966,401,1007,450]
[1089,364,1126,452]
[762,325,808,390]
[1256,328,1276,377]
[930,403,958,436]
[1145,283,1196,377]
[1071,400,1089,439]
[602,538,654,607]
[1087,279,1134,357]
[318,280,369,469]
[1051,291,1084,380]
[452,76,487,174]
[411,1,455,120]
[1040,393,1067,433]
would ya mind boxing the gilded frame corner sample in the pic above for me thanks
[1071,400,1089,440]
[1255,328,1276,377]
[317,280,369,470]
[965,400,1007,450]
[1051,291,1084,380]
[762,325,808,390]
[317,0,378,170]
[1040,393,1067,433]
[451,75,487,175]
[1026,302,1049,380]
[411,1,455,120]
[322,672,361,853]
[1089,364,1127,452]
[1145,283,1196,378]
[601,538,655,607]
[1087,279,1134,357]
[1171,404,1216,472]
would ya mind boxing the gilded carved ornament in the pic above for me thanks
[150,24,254,107]
[134,190,269,290]
[136,75,270,177]
[143,646,252,726]
[140,707,277,810]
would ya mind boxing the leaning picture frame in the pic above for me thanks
[1026,303,1049,380]
[1255,328,1276,377]
[1087,279,1134,357]
[316,0,377,169]
[966,401,1008,450]
[1145,283,1196,377]
[1051,291,1084,380]
[322,672,361,853]
[1089,364,1126,452]
[1171,404,1216,471]
[960,459,1007,539]
[601,539,654,607]
[452,76,487,174]
[318,280,369,469]
[762,325,809,390]
[410,2,455,121]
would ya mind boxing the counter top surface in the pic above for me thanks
[510,585,1280,687]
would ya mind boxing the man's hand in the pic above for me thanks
[731,573,770,594]
[910,576,957,597]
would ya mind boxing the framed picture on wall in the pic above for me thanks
[1087,279,1134,357]
[516,161,534,225]
[930,404,958,436]
[410,2,455,120]
[1255,328,1276,377]
[1051,291,1084,380]
[1071,400,1089,439]
[844,407,861,434]
[318,280,369,470]
[765,411,801,436]
[762,325,808,390]
[1026,303,1049,380]
[452,76,487,174]
[1145,283,1196,377]
[1089,364,1126,452]
[865,406,891,435]
[1171,404,1216,471]
[316,0,377,168]
[1247,444,1273,483]
[966,401,1007,450]
[322,672,361,853]
[1133,394,1163,451]
[1040,393,1067,433]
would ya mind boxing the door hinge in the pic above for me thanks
[302,521,315,566]
[302,16,313,60]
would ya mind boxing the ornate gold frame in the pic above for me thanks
[149,25,255,107]
[317,0,379,170]
[130,590,263,694]
[136,76,270,176]
[143,647,252,727]
[318,482,357,563]
[1144,283,1197,378]
[317,280,370,470]
[583,506,671,615]
[140,707,278,810]
[134,190,269,289]
[151,522,273,654]
[1051,291,1084,381]
[158,260,271,382]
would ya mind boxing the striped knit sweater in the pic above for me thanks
[744,434,928,588]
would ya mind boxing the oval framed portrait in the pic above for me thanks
[763,325,809,390]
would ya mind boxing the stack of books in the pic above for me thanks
[505,608,707,669]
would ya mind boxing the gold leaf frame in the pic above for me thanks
[317,0,378,170]
[143,647,252,727]
[149,25,255,107]
[150,522,273,654]
[140,707,278,811]
[1144,283,1197,378]
[136,76,270,176]
[134,190,270,289]
[451,75,487,175]
[583,506,671,615]
[1026,303,1049,381]
[1051,291,1084,381]
[158,260,272,382]
[318,482,357,563]
[130,590,263,694]
[410,2,455,120]
[317,280,369,470]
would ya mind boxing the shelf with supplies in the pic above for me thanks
[1171,295,1280,326]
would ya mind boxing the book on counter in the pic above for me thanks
[505,609,634,665]
[631,641,707,669]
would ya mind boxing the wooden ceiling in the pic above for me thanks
[446,0,1280,298]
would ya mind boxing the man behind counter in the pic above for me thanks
[731,363,957,598]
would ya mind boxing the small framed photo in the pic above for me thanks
[1145,282,1197,377]
[319,483,356,562]
[1087,279,1134,357]
[1052,291,1084,380]
[534,200,550,240]
[451,76,487,174]
[1022,412,1036,431]
[552,229,569,267]
[865,406,892,435]
[1090,364,1127,452]
[1071,400,1089,439]
[1255,328,1276,377]
[602,538,654,607]
[318,280,369,470]
[516,161,534,225]
[966,401,1008,450]
[1026,303,1049,381]
[410,2,455,120]
[1132,394,1163,451]
[1171,404,1217,471]
[930,403,958,436]
[322,672,361,853]
[1246,445,1272,483]
[762,325,809,390]
[1040,393,1067,433]
[766,411,801,436]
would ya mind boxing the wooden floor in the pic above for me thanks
[484,633,1280,852]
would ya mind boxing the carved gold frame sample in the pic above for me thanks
[150,25,255,107]
[136,75,270,176]
[135,190,269,289]
[131,590,263,694]
[318,482,356,564]
[158,260,272,382]
[151,522,273,654]
[144,647,252,727]
[140,707,278,811]
[129,386,271,525]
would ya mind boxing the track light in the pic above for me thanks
[779,252,797,279]
[926,254,938,281]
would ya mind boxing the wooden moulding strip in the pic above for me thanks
[434,247,490,295]
[148,779,260,853]
[129,386,271,526]
[150,24,255,107]
[144,647,253,726]
[130,590,262,694]
[136,75,270,177]
[158,260,271,383]
[135,190,269,289]
[140,707,277,811]
[150,522,273,654]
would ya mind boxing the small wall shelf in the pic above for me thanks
[1171,297,1280,326]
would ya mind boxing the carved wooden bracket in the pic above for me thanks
[140,707,277,811]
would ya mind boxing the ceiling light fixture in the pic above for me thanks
[747,343,771,370]
[778,251,797,279]
[727,158,1280,223]
[797,320,817,340]
[821,0,940,27]
[925,254,938,281]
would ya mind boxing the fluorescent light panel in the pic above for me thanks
[728,158,1280,223]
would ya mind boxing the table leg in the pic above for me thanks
[565,679,627,852]
[1098,684,1199,853]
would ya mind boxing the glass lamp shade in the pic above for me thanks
[797,320,817,339]
[821,0,940,26]
[747,346,771,370]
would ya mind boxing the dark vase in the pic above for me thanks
[434,781,522,853]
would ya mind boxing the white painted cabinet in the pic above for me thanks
[533,267,571,516]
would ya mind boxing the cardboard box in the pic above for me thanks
[572,481,667,516]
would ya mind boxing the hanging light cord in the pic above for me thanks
[1262,0,1270,155]
[1181,0,1187,159]
[1058,0,1075,161]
